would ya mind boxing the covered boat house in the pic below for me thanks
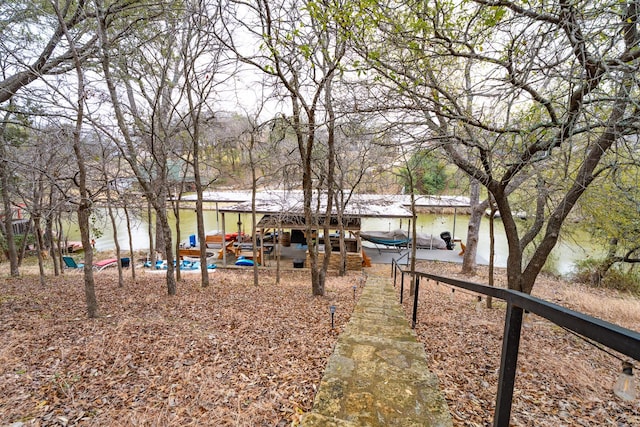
[181,190,470,270]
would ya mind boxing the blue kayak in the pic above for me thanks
[235,257,256,267]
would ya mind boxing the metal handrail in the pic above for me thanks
[390,261,640,427]
[395,249,410,266]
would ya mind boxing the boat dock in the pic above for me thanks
[252,244,489,268]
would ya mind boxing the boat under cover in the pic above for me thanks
[360,229,448,249]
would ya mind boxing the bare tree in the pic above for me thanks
[0,108,24,276]
[52,0,99,317]
[332,120,384,275]
[0,0,93,104]
[355,0,640,293]
[220,0,350,295]
[174,0,231,286]
[94,0,198,295]
[98,141,125,287]
[0,0,148,279]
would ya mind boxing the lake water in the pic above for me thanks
[63,208,598,276]
[363,214,598,275]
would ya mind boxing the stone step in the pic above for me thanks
[300,413,358,426]
[301,273,452,426]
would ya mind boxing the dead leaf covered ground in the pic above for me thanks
[1,262,639,426]
[405,261,640,427]
[0,268,357,426]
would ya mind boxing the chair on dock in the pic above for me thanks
[62,256,84,270]
[62,256,118,272]
[93,258,118,271]
[217,241,235,259]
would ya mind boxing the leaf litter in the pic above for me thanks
[0,269,356,426]
[405,261,640,427]
[1,262,639,426]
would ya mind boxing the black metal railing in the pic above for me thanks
[390,259,640,427]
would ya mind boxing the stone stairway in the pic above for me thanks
[300,272,452,426]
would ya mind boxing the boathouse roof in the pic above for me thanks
[181,190,470,219]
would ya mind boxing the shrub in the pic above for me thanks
[572,258,601,284]
[600,267,640,295]
[573,258,640,295]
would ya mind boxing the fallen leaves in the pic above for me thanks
[407,261,640,427]
[2,263,638,426]
[0,269,358,426]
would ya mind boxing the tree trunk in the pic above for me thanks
[195,171,209,287]
[486,199,498,309]
[249,135,259,286]
[158,207,177,295]
[409,193,418,296]
[0,111,19,277]
[173,197,182,283]
[78,201,98,317]
[33,216,46,287]
[106,199,124,287]
[55,0,98,317]
[335,192,347,277]
[320,68,336,285]
[18,219,32,266]
[123,203,136,280]
[294,94,324,296]
[32,172,46,269]
[592,238,619,285]
[155,213,165,260]
[55,215,64,275]
[45,204,60,276]
[276,224,282,285]
[461,178,485,274]
[147,201,155,264]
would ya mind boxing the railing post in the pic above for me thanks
[493,303,524,427]
[412,275,420,328]
[400,272,405,304]
[393,263,397,287]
